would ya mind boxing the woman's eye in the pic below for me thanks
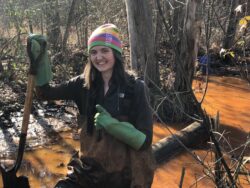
[102,48,110,53]
[90,50,97,55]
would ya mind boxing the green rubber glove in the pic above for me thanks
[27,34,53,86]
[94,104,146,150]
[94,105,112,130]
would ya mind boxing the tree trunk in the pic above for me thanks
[247,0,250,15]
[172,0,201,123]
[125,0,159,86]
[74,0,88,48]
[21,0,33,33]
[223,0,239,49]
[152,121,209,163]
[172,1,185,39]
[62,0,78,52]
[175,0,200,88]
[0,62,3,73]
[40,12,44,35]
[83,0,88,48]
[45,0,62,52]
[154,0,163,64]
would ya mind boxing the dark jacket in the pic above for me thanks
[37,74,155,188]
[38,74,153,148]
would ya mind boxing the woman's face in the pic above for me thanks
[89,46,115,74]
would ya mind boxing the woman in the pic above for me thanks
[30,24,155,188]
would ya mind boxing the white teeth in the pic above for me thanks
[98,62,105,65]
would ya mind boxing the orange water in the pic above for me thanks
[1,76,249,188]
[153,76,250,188]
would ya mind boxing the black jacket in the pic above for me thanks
[37,74,153,149]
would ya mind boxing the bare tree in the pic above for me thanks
[45,0,62,52]
[223,0,240,49]
[247,0,250,15]
[154,0,203,123]
[62,0,79,52]
[125,0,160,86]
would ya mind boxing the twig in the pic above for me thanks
[211,4,226,34]
[153,111,214,178]
[146,76,203,122]
[213,112,223,186]
[208,116,235,187]
[179,167,186,188]
[233,135,250,181]
[0,33,27,56]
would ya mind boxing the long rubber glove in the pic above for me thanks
[27,34,53,86]
[94,105,146,150]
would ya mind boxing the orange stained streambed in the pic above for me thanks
[1,76,250,188]
[153,76,250,188]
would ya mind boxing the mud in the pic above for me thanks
[0,76,250,187]
[0,101,78,158]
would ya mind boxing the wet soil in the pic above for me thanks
[0,76,250,187]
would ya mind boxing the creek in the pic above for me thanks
[0,76,249,188]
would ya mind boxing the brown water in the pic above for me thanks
[1,76,250,187]
[153,76,250,188]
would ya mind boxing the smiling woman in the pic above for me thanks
[89,46,115,94]
[27,23,155,188]
[89,46,115,72]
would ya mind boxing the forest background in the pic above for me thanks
[0,0,250,187]
[0,0,249,122]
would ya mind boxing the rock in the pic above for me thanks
[37,109,45,117]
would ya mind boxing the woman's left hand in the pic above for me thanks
[94,105,119,130]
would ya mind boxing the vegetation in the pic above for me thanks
[0,0,249,187]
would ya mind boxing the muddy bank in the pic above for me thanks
[1,76,250,187]
[0,82,79,158]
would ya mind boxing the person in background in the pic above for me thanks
[28,23,155,188]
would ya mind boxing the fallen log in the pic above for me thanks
[152,121,209,163]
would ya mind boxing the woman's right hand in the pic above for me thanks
[27,34,53,86]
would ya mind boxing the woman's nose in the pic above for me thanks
[96,52,103,60]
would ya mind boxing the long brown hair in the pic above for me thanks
[84,49,135,135]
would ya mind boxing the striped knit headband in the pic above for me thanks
[88,24,122,53]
